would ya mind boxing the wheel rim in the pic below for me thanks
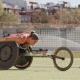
[55,50,72,68]
[18,57,29,67]
[15,56,33,68]
[0,46,12,62]
[53,47,73,71]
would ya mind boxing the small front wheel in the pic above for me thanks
[52,47,73,71]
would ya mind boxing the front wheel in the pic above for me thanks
[52,47,73,71]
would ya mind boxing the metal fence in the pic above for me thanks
[0,24,80,52]
[34,27,80,51]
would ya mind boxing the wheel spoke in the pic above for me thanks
[53,47,73,71]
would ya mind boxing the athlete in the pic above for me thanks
[6,31,39,46]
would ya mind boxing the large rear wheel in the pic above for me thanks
[0,42,18,70]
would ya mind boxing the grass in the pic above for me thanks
[73,51,80,58]
[51,50,80,58]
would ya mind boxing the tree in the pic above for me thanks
[31,8,48,23]
[0,0,19,25]
[0,0,4,16]
[59,9,80,24]
[0,12,19,23]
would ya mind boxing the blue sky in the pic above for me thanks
[37,0,80,7]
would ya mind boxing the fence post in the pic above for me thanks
[60,28,67,47]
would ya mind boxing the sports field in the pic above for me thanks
[0,57,80,80]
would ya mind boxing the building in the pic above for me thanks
[27,0,37,6]
[78,4,80,8]
[3,0,27,8]
[3,2,20,15]
[2,0,36,23]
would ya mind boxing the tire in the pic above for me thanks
[53,47,73,71]
[15,56,33,69]
[0,41,19,70]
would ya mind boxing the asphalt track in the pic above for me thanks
[0,57,80,80]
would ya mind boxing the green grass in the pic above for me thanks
[73,51,80,58]
[52,51,80,58]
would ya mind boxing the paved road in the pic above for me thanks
[0,58,80,80]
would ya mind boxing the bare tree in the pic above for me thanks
[0,0,4,16]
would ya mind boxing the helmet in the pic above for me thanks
[30,31,39,40]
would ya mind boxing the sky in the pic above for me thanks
[37,0,80,7]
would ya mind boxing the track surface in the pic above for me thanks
[0,58,80,80]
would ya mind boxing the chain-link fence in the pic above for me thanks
[0,24,80,52]
[34,26,80,52]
